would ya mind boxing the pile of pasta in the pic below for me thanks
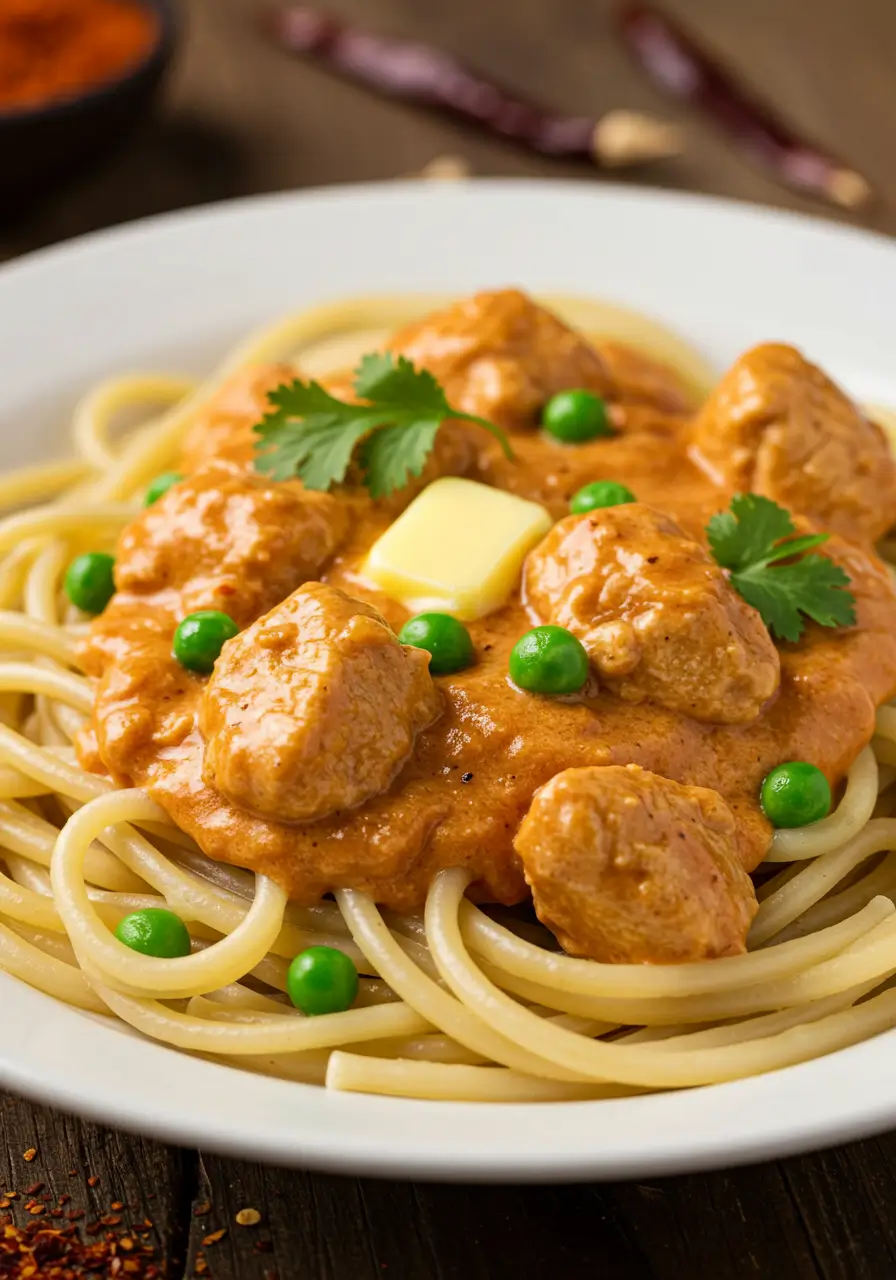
[2,295,896,1103]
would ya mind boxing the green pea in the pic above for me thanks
[399,612,474,675]
[509,625,590,695]
[761,761,832,828]
[542,389,612,444]
[65,552,116,615]
[287,945,359,1016]
[172,610,239,674]
[115,907,191,958]
[144,471,184,506]
[570,480,636,514]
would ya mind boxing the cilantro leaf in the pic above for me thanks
[706,493,857,643]
[252,353,512,497]
[706,493,795,570]
[732,557,856,643]
[360,418,443,500]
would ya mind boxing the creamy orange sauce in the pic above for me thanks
[79,292,896,929]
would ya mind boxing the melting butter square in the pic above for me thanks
[365,477,552,621]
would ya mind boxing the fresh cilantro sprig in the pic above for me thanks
[253,352,512,498]
[706,494,856,643]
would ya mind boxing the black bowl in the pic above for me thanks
[0,0,177,201]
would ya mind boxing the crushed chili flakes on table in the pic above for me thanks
[0,1178,161,1278]
[21,1150,36,1164]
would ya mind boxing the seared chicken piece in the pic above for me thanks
[389,288,692,429]
[514,764,757,963]
[691,343,896,546]
[180,365,296,472]
[114,462,347,627]
[524,504,780,723]
[201,584,441,823]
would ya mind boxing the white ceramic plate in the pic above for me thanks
[2,181,896,1182]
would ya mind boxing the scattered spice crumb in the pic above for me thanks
[111,1200,124,1210]
[67,1208,85,1221]
[193,1200,212,1217]
[194,1252,209,1275]
[236,1207,261,1227]
[203,1227,228,1246]
[22,1148,37,1162]
[59,1193,71,1205]
[25,1181,43,1195]
[27,1204,44,1216]
[68,1168,78,1177]
[87,1174,100,1187]
[0,1199,9,1210]
[101,1213,123,1226]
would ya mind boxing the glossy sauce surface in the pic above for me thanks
[79,293,896,918]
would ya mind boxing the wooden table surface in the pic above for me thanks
[4,2,896,1276]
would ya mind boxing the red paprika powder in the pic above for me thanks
[0,0,159,113]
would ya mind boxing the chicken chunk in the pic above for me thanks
[392,289,651,430]
[691,343,896,545]
[200,583,441,823]
[180,364,296,472]
[114,462,347,628]
[524,504,780,723]
[514,764,758,963]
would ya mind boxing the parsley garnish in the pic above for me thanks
[706,494,856,643]
[253,353,512,498]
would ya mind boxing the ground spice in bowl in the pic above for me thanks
[0,0,160,115]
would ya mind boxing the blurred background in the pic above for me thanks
[3,0,896,264]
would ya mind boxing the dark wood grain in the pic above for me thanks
[4,1,896,1276]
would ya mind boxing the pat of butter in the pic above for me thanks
[365,477,552,621]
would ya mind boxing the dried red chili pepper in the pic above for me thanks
[616,3,871,210]
[267,5,682,169]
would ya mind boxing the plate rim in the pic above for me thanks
[2,177,896,1181]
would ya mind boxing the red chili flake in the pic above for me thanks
[28,1205,44,1217]
[59,1194,71,1205]
[24,1182,43,1195]
[85,1220,103,1235]
[3,1192,17,1199]
[68,1169,77,1177]
[194,1254,209,1275]
[111,1201,124,1211]
[120,1236,135,1252]
[140,1218,154,1229]
[67,1209,84,1222]
[0,1200,9,1210]
[202,1228,227,1246]
[49,1208,64,1219]
[86,1175,100,1188]
[193,1201,211,1217]
[22,1148,37,1162]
